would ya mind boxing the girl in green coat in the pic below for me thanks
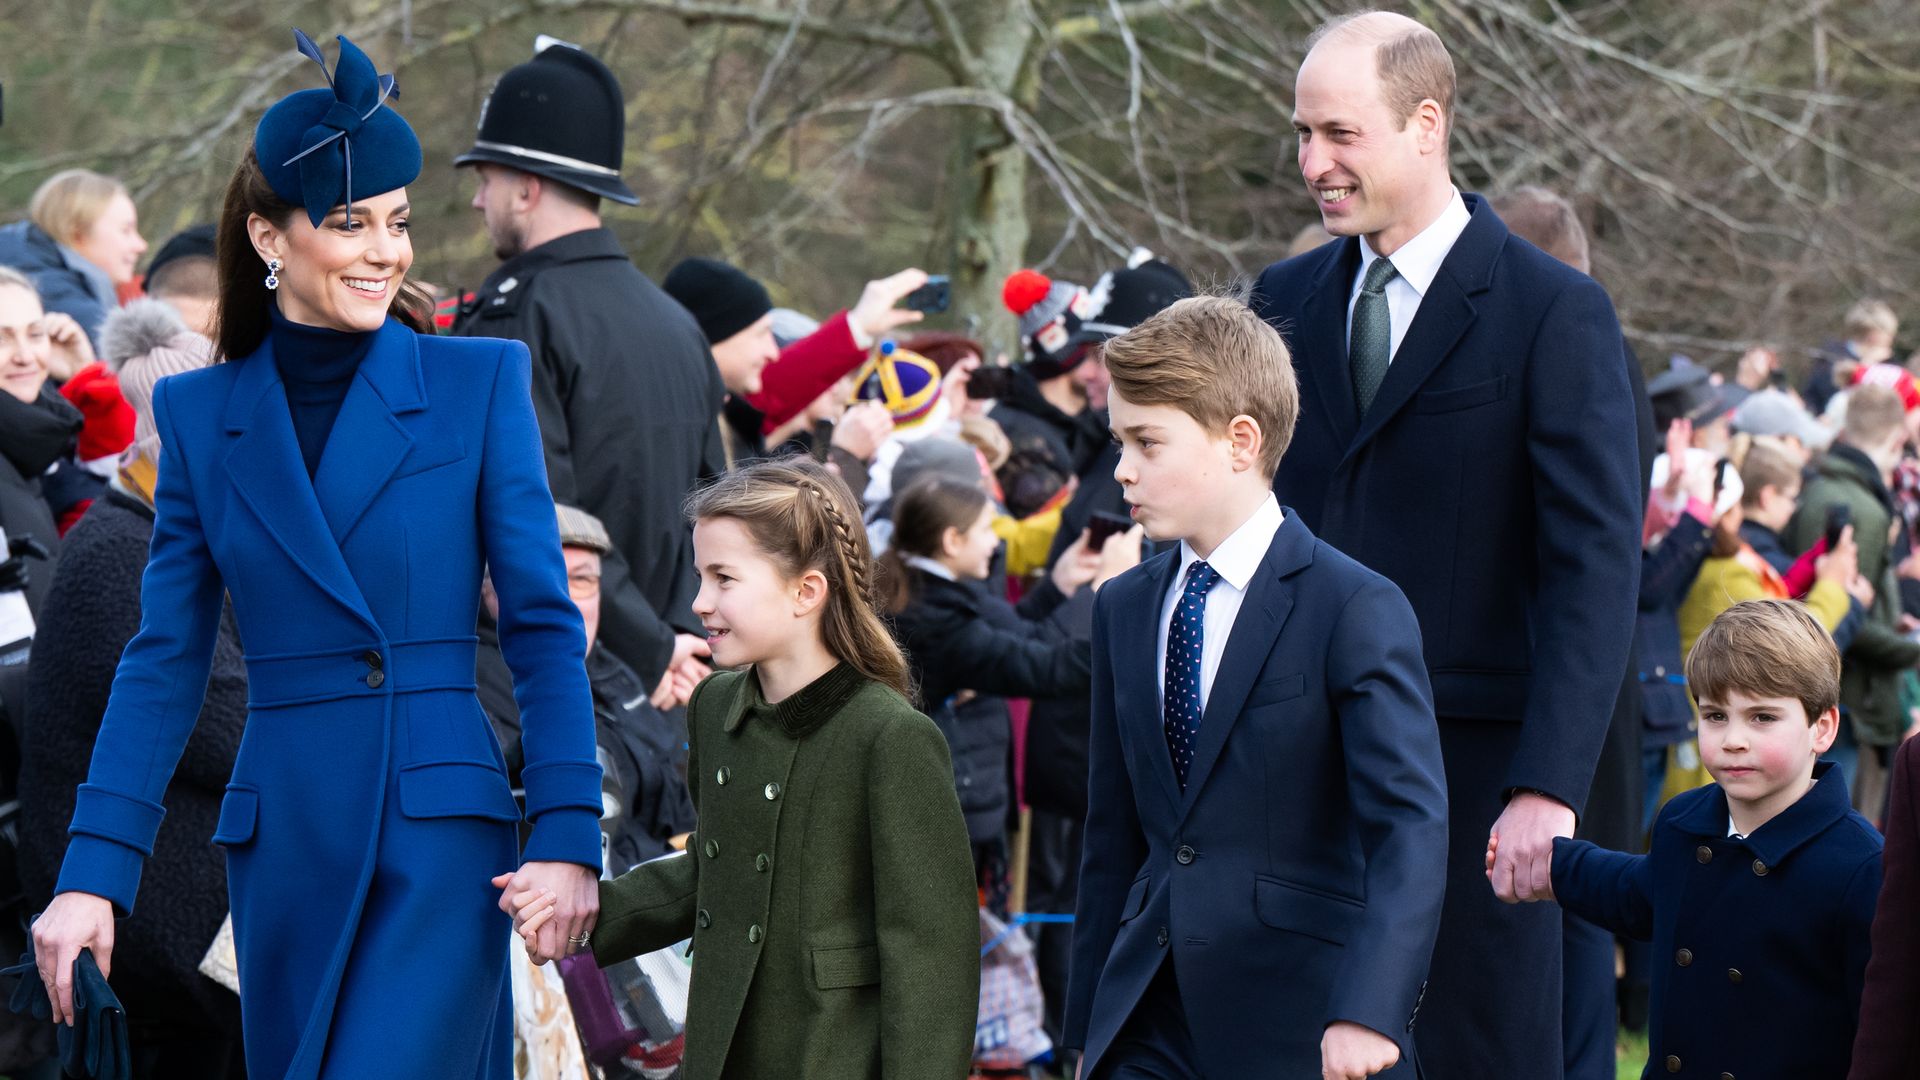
[503,458,980,1079]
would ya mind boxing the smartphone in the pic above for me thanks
[811,418,833,463]
[1085,509,1134,548]
[903,275,951,314]
[1826,503,1852,550]
[966,364,1016,400]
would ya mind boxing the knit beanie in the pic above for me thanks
[1002,268,1097,378]
[100,299,216,462]
[662,258,774,345]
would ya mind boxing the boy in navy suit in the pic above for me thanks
[1500,599,1882,1078]
[1064,295,1449,1080]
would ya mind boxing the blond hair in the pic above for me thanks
[1843,385,1906,449]
[1687,600,1840,724]
[1844,299,1898,341]
[1308,12,1456,142]
[1103,294,1299,478]
[686,458,911,697]
[1736,437,1800,509]
[28,170,128,247]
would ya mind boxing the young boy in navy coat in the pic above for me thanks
[1501,599,1882,1078]
[1063,296,1448,1080]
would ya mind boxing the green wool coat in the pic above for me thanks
[592,663,980,1080]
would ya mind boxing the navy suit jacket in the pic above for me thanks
[1251,194,1641,813]
[1064,511,1448,1076]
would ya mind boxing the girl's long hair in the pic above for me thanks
[877,477,991,614]
[686,458,912,697]
[212,148,432,362]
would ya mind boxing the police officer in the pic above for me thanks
[455,38,723,706]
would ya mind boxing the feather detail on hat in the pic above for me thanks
[99,300,190,374]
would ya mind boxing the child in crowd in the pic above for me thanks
[502,458,979,1080]
[1497,600,1883,1079]
[883,475,1134,900]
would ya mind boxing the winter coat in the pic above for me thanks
[18,486,245,1036]
[1850,734,1920,1079]
[591,664,979,1080]
[0,222,116,346]
[890,570,1093,842]
[1678,552,1851,659]
[1554,763,1881,1080]
[1785,444,1920,746]
[990,368,1109,481]
[720,310,869,465]
[1743,520,1867,653]
[0,385,82,618]
[454,228,727,685]
[1639,513,1713,747]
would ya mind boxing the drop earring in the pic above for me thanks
[264,258,282,291]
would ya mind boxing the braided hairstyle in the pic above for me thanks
[686,458,912,697]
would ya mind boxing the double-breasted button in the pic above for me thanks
[1727,968,1743,984]
[1695,845,1713,864]
[748,924,763,944]
[363,652,385,689]
[1175,845,1196,865]
[764,782,781,801]
[1665,1055,1681,1073]
[704,839,721,859]
[756,853,771,873]
[1752,859,1769,876]
[716,767,730,786]
[696,909,711,929]
[1675,948,1693,967]
[363,650,383,669]
[366,669,386,689]
[1155,927,1169,947]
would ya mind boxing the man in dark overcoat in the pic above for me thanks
[455,39,724,704]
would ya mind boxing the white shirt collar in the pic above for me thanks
[904,554,958,582]
[1358,187,1471,299]
[1176,496,1285,593]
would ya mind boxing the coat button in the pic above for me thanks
[1752,859,1769,876]
[696,909,711,929]
[366,669,385,689]
[1727,968,1742,984]
[748,924,763,944]
[363,650,383,669]
[1155,927,1168,947]
[1695,845,1713,864]
[1720,1074,1735,1080]
[716,767,730,786]
[1175,845,1196,865]
[1665,1055,1681,1073]
[1675,948,1692,967]
[756,853,770,873]
[704,839,720,859]
[764,782,781,801]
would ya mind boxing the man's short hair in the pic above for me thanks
[145,255,217,302]
[1844,299,1898,341]
[1843,385,1905,449]
[1102,293,1299,478]
[1492,186,1590,273]
[1686,599,1840,724]
[1307,12,1457,142]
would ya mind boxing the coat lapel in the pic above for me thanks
[1119,551,1185,814]
[311,320,424,547]
[1292,238,1363,449]
[1178,513,1313,817]
[222,339,375,630]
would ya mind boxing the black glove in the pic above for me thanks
[2,941,130,1080]
[0,535,52,595]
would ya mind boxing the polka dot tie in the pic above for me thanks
[1164,559,1220,789]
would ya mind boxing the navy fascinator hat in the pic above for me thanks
[254,30,421,228]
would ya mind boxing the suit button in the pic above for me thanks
[1665,1055,1681,1073]
[716,767,730,786]
[1695,845,1713,864]
[764,782,781,801]
[1675,948,1692,967]
[1727,968,1742,984]
[1155,927,1168,947]
[1175,845,1195,865]
[704,839,720,859]
[748,924,763,944]
[696,909,711,929]
[1753,859,1769,876]
[366,670,385,689]
[363,650,383,669]
[756,854,770,873]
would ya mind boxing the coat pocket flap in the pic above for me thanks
[1413,375,1507,414]
[1245,673,1307,710]
[1254,876,1362,945]
[398,761,522,822]
[1119,873,1150,923]
[812,944,882,990]
[211,785,259,846]
[393,439,468,479]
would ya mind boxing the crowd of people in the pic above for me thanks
[0,9,1918,1080]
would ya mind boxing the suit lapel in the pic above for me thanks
[222,340,375,630]
[311,321,424,547]
[1293,238,1363,449]
[1179,513,1314,817]
[1119,551,1185,814]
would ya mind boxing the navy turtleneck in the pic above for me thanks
[271,305,375,478]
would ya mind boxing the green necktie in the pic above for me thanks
[1350,257,1399,416]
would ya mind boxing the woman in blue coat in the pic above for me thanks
[30,33,604,1079]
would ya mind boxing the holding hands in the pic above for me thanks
[492,861,599,965]
[1486,791,1572,903]
[1484,831,1556,902]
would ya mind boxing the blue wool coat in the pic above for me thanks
[53,319,603,1080]
[1553,763,1881,1079]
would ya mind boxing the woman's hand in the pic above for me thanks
[31,892,116,1025]
[1049,530,1102,596]
[39,311,94,383]
[492,862,598,965]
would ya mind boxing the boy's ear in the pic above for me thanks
[1812,704,1841,755]
[1227,414,1264,473]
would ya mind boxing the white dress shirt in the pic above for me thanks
[1155,496,1286,713]
[1345,188,1472,364]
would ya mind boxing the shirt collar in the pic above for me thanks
[1358,187,1470,299]
[1177,495,1284,593]
[904,554,958,582]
